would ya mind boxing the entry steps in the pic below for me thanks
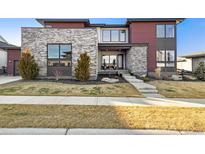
[121,72,163,97]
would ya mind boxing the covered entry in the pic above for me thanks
[98,43,131,72]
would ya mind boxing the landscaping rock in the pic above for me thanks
[101,77,119,83]
[171,75,183,81]
[183,75,197,81]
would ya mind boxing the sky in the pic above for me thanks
[0,18,205,56]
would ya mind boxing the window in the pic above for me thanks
[102,29,126,42]
[102,30,111,42]
[111,30,119,42]
[157,50,165,61]
[48,45,59,59]
[120,30,126,42]
[166,50,175,62]
[166,25,175,38]
[102,55,109,64]
[156,24,175,38]
[156,25,165,38]
[48,44,72,67]
[156,50,175,67]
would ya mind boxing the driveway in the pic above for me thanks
[0,76,21,85]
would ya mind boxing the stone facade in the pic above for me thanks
[22,28,98,79]
[126,45,148,76]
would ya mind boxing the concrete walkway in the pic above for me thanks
[0,128,203,135]
[122,73,163,98]
[0,76,21,85]
[0,96,205,107]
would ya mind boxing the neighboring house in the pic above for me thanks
[181,52,205,72]
[21,18,184,80]
[0,35,21,76]
[177,57,192,72]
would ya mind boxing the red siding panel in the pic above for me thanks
[7,49,21,76]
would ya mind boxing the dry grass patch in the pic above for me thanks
[0,105,205,132]
[0,81,142,97]
[148,80,205,98]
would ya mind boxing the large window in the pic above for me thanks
[102,30,111,42]
[102,29,126,42]
[48,44,72,67]
[166,25,175,38]
[156,25,175,38]
[157,50,175,67]
[156,25,165,38]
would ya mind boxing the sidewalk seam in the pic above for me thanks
[65,128,69,135]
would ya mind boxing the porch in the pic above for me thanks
[98,43,132,74]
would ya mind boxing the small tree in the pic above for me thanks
[75,52,90,81]
[195,62,205,81]
[18,48,39,80]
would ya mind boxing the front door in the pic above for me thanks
[117,54,123,69]
[13,60,19,76]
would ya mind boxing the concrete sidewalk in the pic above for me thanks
[0,128,204,135]
[0,76,21,85]
[0,96,205,107]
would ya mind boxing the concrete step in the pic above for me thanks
[138,89,158,93]
[122,75,136,79]
[126,79,144,83]
[131,83,157,89]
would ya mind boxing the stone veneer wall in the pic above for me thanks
[22,28,98,80]
[126,45,148,76]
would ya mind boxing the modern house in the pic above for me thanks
[0,35,21,76]
[181,52,205,72]
[21,18,184,79]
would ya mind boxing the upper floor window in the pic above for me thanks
[156,25,175,38]
[166,25,175,38]
[102,30,111,42]
[102,29,126,42]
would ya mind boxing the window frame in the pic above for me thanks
[156,50,175,68]
[156,25,165,38]
[166,25,175,38]
[156,24,175,38]
[102,30,111,42]
[47,43,72,67]
[102,29,126,42]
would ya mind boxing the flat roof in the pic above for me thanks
[36,18,185,27]
[126,18,185,24]
[36,18,90,25]
[182,52,205,58]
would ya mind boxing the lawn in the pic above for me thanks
[0,104,205,132]
[148,80,205,98]
[0,81,142,97]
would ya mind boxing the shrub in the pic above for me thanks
[75,52,90,81]
[53,69,63,81]
[195,62,205,81]
[18,48,39,80]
